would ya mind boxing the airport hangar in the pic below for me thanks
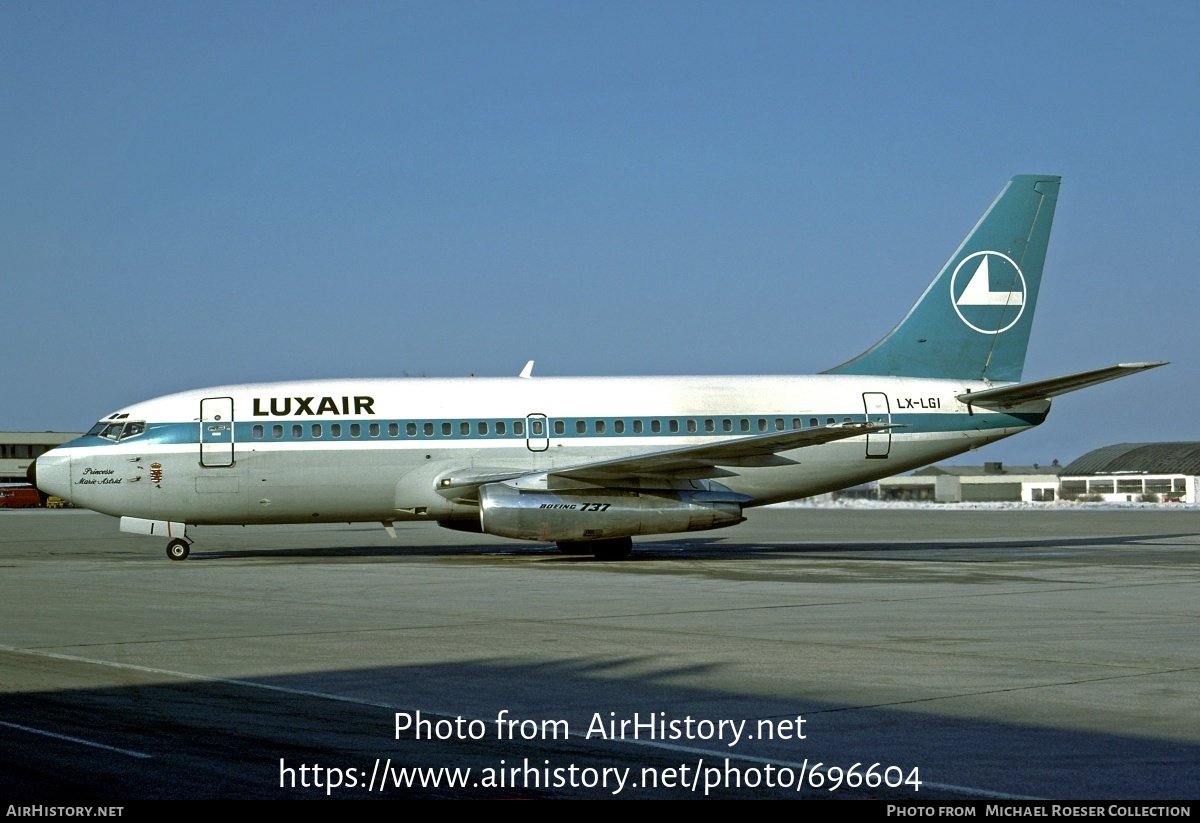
[834,443,1199,505]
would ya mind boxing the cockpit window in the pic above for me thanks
[87,423,107,436]
[96,421,146,441]
[98,423,124,441]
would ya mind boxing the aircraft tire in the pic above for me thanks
[554,541,593,555]
[166,539,190,561]
[590,536,633,561]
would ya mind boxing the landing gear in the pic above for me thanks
[592,536,633,560]
[166,538,191,561]
[556,536,633,561]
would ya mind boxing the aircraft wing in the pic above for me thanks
[437,422,897,492]
[958,362,1167,407]
[550,421,895,481]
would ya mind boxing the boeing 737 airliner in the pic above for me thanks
[33,176,1164,560]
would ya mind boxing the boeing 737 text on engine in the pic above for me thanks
[34,176,1164,560]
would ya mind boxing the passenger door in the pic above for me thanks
[862,392,891,459]
[200,397,235,467]
[525,413,549,452]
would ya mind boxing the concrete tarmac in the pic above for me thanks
[1,506,1197,800]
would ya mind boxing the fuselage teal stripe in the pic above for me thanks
[59,410,1045,450]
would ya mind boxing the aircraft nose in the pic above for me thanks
[34,450,71,499]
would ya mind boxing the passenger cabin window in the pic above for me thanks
[757,418,768,432]
[651,420,661,433]
[460,422,470,436]
[614,420,625,434]
[312,424,322,438]
[775,418,785,431]
[576,420,586,434]
[810,417,819,427]
[389,423,399,437]
[496,421,506,436]
[595,420,606,434]
[513,421,524,436]
[687,420,697,433]
[272,425,283,439]
[478,421,488,436]
[668,420,679,433]
[633,420,643,434]
[253,425,264,439]
[441,422,452,436]
[331,424,342,438]
[740,419,750,432]
[350,423,361,437]
[424,423,434,436]
[553,420,564,435]
[292,424,303,438]
[722,419,732,432]
[704,419,714,432]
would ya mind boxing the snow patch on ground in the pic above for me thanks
[768,499,1199,512]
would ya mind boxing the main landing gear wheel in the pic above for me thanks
[166,539,190,561]
[591,537,633,561]
[558,536,632,561]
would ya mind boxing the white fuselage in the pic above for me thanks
[36,374,1047,529]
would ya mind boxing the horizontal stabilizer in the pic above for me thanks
[958,362,1167,407]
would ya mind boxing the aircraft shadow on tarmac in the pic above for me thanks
[1,654,1196,800]
[188,532,1200,563]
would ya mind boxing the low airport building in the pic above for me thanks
[0,431,81,484]
[877,461,1063,503]
[1057,442,1199,503]
[869,443,1200,504]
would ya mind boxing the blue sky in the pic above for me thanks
[3,1,1196,466]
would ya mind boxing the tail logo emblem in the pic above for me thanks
[950,251,1026,335]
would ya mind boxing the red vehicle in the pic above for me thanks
[0,487,41,508]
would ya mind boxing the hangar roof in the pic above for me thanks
[1062,442,1200,476]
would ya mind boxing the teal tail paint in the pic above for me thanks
[826,175,1060,383]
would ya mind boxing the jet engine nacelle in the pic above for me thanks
[478,483,745,542]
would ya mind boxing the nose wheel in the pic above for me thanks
[166,538,191,561]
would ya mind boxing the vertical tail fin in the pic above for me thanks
[826,175,1060,382]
